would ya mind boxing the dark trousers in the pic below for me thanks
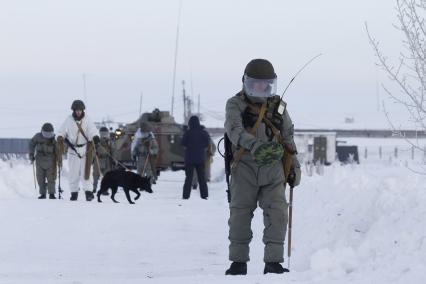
[183,163,208,199]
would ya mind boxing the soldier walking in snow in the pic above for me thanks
[57,100,100,201]
[92,126,114,193]
[224,59,301,275]
[131,121,158,184]
[29,123,59,199]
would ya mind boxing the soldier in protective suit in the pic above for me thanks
[57,100,100,201]
[224,59,301,275]
[131,121,158,184]
[29,123,59,199]
[92,126,114,193]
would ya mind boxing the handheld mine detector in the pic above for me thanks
[280,53,322,270]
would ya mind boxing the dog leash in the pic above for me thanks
[96,143,132,171]
[141,152,151,177]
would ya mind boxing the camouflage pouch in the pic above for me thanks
[252,141,284,166]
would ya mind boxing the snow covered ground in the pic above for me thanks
[1,140,426,283]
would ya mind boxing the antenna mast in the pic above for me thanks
[171,0,183,116]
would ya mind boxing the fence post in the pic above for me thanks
[423,145,426,163]
[412,146,415,160]
[364,148,368,160]
[379,146,382,159]
[394,147,398,158]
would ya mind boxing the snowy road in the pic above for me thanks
[1,153,425,283]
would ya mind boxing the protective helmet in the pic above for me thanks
[139,121,152,132]
[243,59,277,102]
[41,123,55,139]
[99,126,109,139]
[99,126,109,133]
[41,123,54,132]
[71,100,86,111]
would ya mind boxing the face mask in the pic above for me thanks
[41,131,55,139]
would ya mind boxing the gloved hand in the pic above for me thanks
[29,154,35,164]
[250,141,284,167]
[287,165,301,188]
[93,135,100,145]
[57,136,64,153]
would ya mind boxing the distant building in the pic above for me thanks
[345,117,355,124]
[294,132,337,164]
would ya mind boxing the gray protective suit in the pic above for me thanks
[224,92,300,263]
[93,138,114,191]
[29,133,58,195]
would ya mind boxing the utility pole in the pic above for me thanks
[139,92,143,117]
[182,80,187,123]
[82,73,88,104]
[171,0,183,116]
[197,93,200,114]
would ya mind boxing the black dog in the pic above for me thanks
[97,170,153,204]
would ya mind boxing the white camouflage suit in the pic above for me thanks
[58,115,98,193]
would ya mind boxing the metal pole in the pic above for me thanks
[182,80,186,123]
[58,165,63,199]
[142,152,151,177]
[139,92,143,117]
[171,0,183,116]
[32,162,37,191]
[287,186,294,270]
[198,93,200,114]
[83,73,88,103]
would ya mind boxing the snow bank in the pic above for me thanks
[0,149,425,283]
[294,162,426,283]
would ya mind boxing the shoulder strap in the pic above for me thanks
[231,101,267,168]
[75,121,90,143]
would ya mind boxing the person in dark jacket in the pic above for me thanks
[181,115,210,199]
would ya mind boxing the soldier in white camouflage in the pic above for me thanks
[131,121,159,184]
[224,59,302,275]
[29,123,59,199]
[57,100,100,201]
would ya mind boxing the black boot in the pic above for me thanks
[49,194,56,199]
[85,191,94,201]
[38,194,46,199]
[263,262,289,274]
[70,192,78,201]
[225,262,247,275]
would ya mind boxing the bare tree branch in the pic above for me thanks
[366,0,426,167]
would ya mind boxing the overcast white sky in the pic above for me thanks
[0,0,408,137]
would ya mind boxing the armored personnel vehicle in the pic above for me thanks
[112,109,185,172]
